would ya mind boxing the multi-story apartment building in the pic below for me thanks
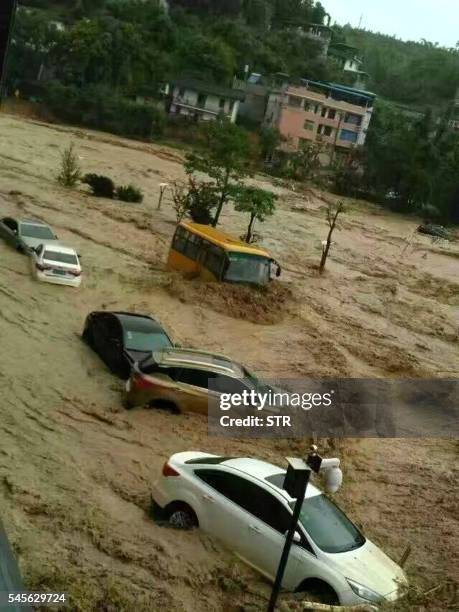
[264,79,376,153]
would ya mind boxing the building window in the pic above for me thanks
[219,98,226,110]
[340,129,358,143]
[197,93,207,108]
[304,120,315,131]
[328,108,336,120]
[321,106,327,117]
[288,95,303,109]
[318,125,333,137]
[344,113,362,126]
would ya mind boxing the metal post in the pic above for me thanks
[157,183,168,210]
[267,468,311,612]
[0,0,18,107]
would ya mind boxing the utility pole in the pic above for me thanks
[0,0,18,106]
[267,448,343,612]
[267,458,310,612]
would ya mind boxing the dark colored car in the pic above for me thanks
[0,217,58,253]
[417,224,452,240]
[82,311,174,379]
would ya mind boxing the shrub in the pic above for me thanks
[57,143,81,187]
[171,181,190,222]
[171,177,218,225]
[116,184,144,203]
[83,174,115,198]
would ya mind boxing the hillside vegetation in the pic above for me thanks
[7,1,459,223]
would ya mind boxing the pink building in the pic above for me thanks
[265,80,375,154]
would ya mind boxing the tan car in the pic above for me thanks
[124,348,260,414]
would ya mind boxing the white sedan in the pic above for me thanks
[31,244,82,287]
[152,452,408,607]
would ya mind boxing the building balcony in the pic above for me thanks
[171,98,220,117]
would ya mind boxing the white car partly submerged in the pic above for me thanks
[152,452,408,607]
[31,244,82,288]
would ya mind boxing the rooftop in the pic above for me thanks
[170,78,245,102]
[182,222,270,257]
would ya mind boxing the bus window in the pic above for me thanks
[172,226,189,254]
[224,253,271,285]
[183,233,202,260]
[202,243,225,279]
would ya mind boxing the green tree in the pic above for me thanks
[259,126,283,161]
[7,9,62,85]
[233,186,277,242]
[242,0,272,29]
[185,119,252,226]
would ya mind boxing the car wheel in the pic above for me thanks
[167,504,198,530]
[122,397,134,410]
[296,579,339,606]
[150,400,180,414]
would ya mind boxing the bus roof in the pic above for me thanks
[180,222,271,257]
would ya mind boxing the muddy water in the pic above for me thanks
[0,114,457,610]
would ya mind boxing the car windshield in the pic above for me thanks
[290,494,366,554]
[224,253,270,285]
[21,224,55,239]
[242,368,272,394]
[44,251,78,265]
[124,330,172,352]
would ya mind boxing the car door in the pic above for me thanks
[210,474,319,591]
[104,316,126,375]
[0,218,19,248]
[92,315,113,362]
[174,368,216,414]
[192,469,261,560]
[242,481,318,589]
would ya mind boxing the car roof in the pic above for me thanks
[115,313,165,332]
[223,458,321,499]
[180,221,271,258]
[153,348,244,377]
[43,245,77,254]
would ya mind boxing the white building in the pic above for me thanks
[167,79,245,123]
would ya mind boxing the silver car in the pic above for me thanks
[0,217,58,253]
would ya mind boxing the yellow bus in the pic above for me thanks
[167,221,281,286]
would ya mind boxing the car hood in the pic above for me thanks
[323,539,407,600]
